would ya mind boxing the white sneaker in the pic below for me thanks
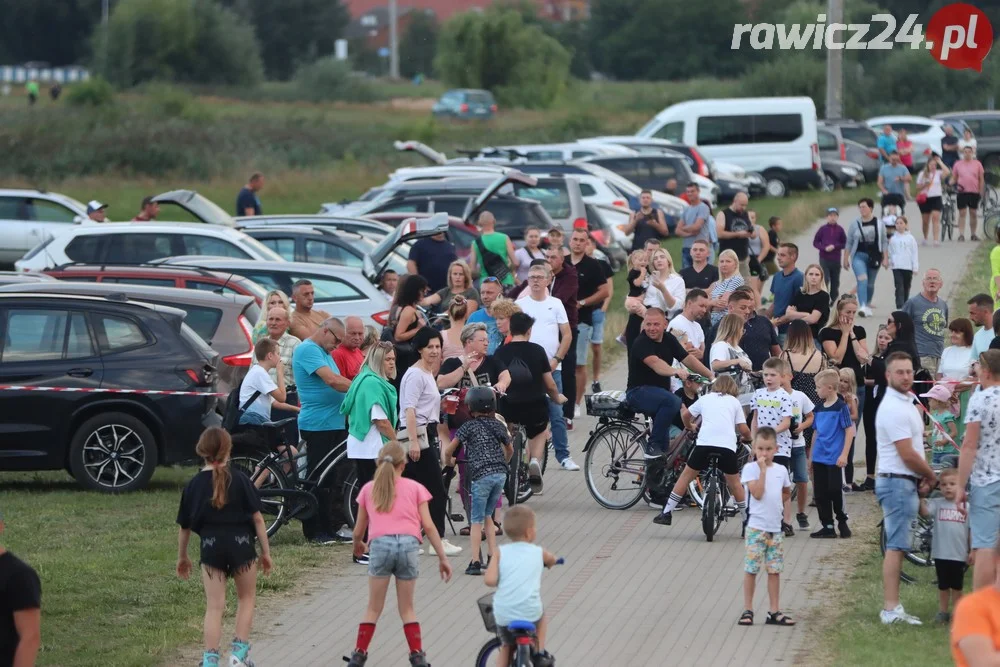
[880,605,922,625]
[574,403,582,418]
[860,306,873,317]
[559,457,580,471]
[335,524,353,540]
[438,539,462,556]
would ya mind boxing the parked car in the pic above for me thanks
[637,96,824,197]
[243,226,408,274]
[149,189,236,226]
[0,281,259,395]
[0,292,219,492]
[42,264,267,303]
[934,111,1000,169]
[363,212,479,263]
[866,115,971,157]
[15,222,284,272]
[575,154,720,207]
[823,119,932,173]
[819,157,864,190]
[0,189,90,265]
[432,89,497,120]
[819,123,880,181]
[0,271,56,286]
[323,177,497,217]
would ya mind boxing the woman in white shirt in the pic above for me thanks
[710,313,755,406]
[916,154,949,243]
[513,226,548,283]
[938,318,976,441]
[959,128,977,157]
[646,248,685,317]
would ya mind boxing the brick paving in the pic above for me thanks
[245,202,969,667]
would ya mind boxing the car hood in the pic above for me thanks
[152,190,235,227]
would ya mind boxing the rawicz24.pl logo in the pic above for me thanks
[731,2,994,71]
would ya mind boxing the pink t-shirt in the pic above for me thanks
[953,159,984,194]
[357,476,432,542]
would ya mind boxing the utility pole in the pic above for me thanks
[388,0,399,79]
[824,0,844,120]
[102,0,109,24]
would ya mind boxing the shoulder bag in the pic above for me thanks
[475,235,511,282]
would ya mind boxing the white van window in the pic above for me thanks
[653,122,684,143]
[697,115,803,146]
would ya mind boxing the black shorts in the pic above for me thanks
[935,559,966,591]
[200,529,258,578]
[881,193,906,209]
[918,195,943,213]
[502,400,549,439]
[687,445,739,475]
[957,192,981,209]
[749,256,767,279]
[773,455,792,476]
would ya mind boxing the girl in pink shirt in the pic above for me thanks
[347,441,453,667]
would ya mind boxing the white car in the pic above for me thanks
[865,115,966,156]
[0,189,90,264]
[14,222,283,272]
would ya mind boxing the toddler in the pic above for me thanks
[920,468,970,623]
[920,384,959,465]
[837,368,860,491]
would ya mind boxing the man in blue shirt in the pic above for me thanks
[292,317,352,545]
[878,151,911,211]
[466,277,504,353]
[768,243,804,343]
[876,125,897,165]
[236,172,263,216]
[407,232,457,293]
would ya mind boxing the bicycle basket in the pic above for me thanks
[477,593,497,633]
[585,390,627,418]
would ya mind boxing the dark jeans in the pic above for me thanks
[403,441,447,538]
[813,461,848,527]
[624,386,682,454]
[300,428,347,539]
[353,458,377,542]
[863,387,882,476]
[562,327,578,421]
[820,259,841,303]
[892,269,913,309]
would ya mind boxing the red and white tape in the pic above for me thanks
[0,385,227,397]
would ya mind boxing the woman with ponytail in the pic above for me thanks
[346,441,453,667]
[176,427,273,667]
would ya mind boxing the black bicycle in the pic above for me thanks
[699,449,745,542]
[506,423,549,506]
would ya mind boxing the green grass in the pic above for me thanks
[0,467,349,666]
[948,238,996,314]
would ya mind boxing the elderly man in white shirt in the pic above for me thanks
[874,351,938,626]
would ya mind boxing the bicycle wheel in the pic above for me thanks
[702,475,720,542]
[231,455,289,537]
[474,636,503,667]
[343,467,360,528]
[583,422,647,510]
[984,211,1000,242]
[878,517,933,567]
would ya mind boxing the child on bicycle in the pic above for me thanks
[654,374,750,526]
[176,427,273,667]
[919,468,970,623]
[739,427,794,627]
[484,505,558,667]
[749,357,795,536]
[347,441,452,667]
[780,367,814,531]
[810,369,855,538]
[444,386,513,576]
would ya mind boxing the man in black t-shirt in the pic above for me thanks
[569,229,611,409]
[0,512,41,667]
[626,308,713,457]
[715,192,753,279]
[236,172,264,216]
[407,233,458,293]
[621,190,668,251]
[941,124,959,169]
[679,239,719,291]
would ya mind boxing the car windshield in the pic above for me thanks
[512,184,571,219]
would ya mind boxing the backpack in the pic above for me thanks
[505,356,535,388]
[221,377,261,432]
[475,235,510,282]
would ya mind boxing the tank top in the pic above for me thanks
[718,207,751,259]
[748,225,764,256]
[492,542,544,626]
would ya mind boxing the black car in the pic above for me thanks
[0,293,220,492]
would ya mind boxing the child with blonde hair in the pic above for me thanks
[837,368,860,491]
[346,441,453,667]
[810,369,855,538]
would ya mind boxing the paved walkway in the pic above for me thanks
[245,200,973,667]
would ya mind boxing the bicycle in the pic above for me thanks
[941,186,957,242]
[698,449,746,542]
[474,558,564,667]
[506,423,549,506]
[877,460,958,572]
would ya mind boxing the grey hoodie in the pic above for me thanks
[845,216,887,261]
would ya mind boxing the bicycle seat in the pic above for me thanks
[507,620,536,633]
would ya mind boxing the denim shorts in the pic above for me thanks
[969,480,1000,550]
[368,534,421,580]
[875,476,920,552]
[789,447,809,484]
[470,472,506,525]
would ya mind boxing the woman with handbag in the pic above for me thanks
[843,198,886,318]
[438,323,512,536]
[398,326,462,557]
[916,154,950,244]
[342,341,399,564]
[388,274,429,389]
[709,313,755,408]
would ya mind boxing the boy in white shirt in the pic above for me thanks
[781,369,814,530]
[887,216,919,309]
[739,428,794,627]
[238,338,289,426]
[749,357,795,536]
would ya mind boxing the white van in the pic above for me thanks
[636,97,823,197]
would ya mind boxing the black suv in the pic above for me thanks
[0,293,220,492]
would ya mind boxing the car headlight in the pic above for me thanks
[840,167,859,177]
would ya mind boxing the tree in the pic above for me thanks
[399,9,439,79]
[435,7,571,108]
[218,0,349,81]
[0,0,104,66]
[93,0,263,87]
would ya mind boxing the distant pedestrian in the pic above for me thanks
[715,193,754,280]
[25,81,38,106]
[951,145,985,242]
[878,151,911,212]
[916,154,949,244]
[469,211,517,288]
[236,173,264,217]
[813,208,846,303]
[49,83,62,102]
[877,125,897,164]
[844,198,886,317]
[621,190,669,253]
[896,128,914,170]
[676,183,712,269]
[132,196,159,222]
[176,427,272,667]
[86,200,109,223]
[289,279,331,341]
[941,124,960,169]
[887,216,919,308]
[0,509,41,667]
[333,316,367,381]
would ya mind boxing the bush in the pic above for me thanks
[66,77,116,107]
[293,58,380,103]
[93,0,263,88]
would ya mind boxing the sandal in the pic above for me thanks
[460,526,471,537]
[958,235,966,242]
[972,235,980,242]
[765,611,796,626]
[738,610,754,626]
[494,522,503,536]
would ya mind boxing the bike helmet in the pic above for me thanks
[464,386,496,414]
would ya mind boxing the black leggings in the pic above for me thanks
[863,389,882,477]
[403,442,447,538]
[562,327,578,421]
[354,458,377,542]
[300,428,347,539]
[813,462,847,527]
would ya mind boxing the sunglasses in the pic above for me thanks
[482,276,500,284]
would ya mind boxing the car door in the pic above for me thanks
[0,196,34,263]
[249,234,298,262]
[0,305,103,469]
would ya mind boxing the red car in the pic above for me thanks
[43,265,268,304]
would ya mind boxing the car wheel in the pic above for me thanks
[763,171,789,198]
[68,412,158,493]
[822,172,836,192]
